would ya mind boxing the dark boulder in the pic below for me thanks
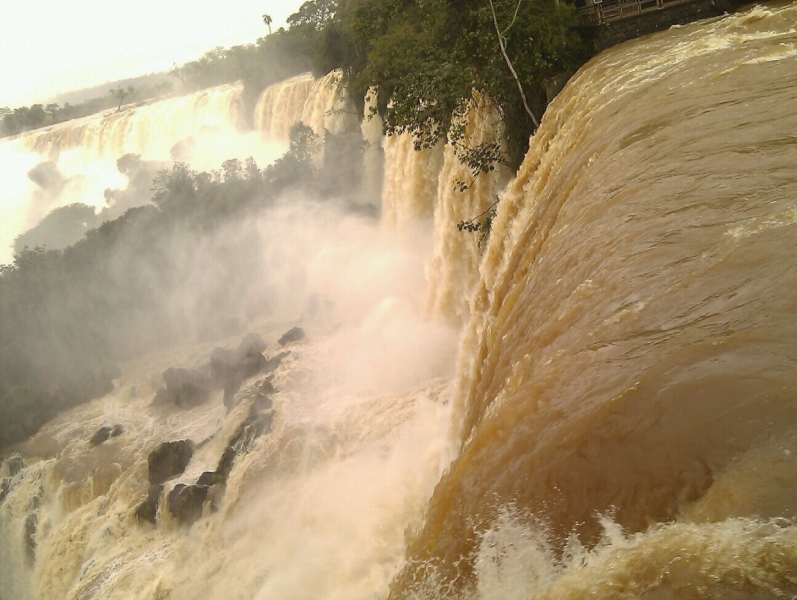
[198,397,276,488]
[278,327,305,346]
[264,351,290,373]
[210,333,269,387]
[153,368,210,409]
[167,484,209,526]
[90,426,112,446]
[164,368,210,409]
[151,387,173,406]
[24,511,38,564]
[209,347,235,389]
[147,440,194,486]
[215,334,273,411]
[90,425,123,446]
[197,471,224,487]
[134,483,163,524]
[6,455,24,477]
[0,478,9,505]
[235,352,268,381]
[237,332,267,356]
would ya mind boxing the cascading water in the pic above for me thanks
[391,4,797,598]
[254,70,358,142]
[23,83,244,161]
[381,135,444,228]
[0,82,282,264]
[425,95,512,325]
[254,73,315,141]
[2,3,797,599]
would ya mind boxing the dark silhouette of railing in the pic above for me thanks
[578,0,694,24]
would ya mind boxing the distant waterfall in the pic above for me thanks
[254,73,314,140]
[21,84,243,161]
[254,70,359,142]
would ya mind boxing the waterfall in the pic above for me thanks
[22,83,244,161]
[2,4,797,598]
[381,134,444,227]
[0,83,275,264]
[254,70,359,142]
[392,4,797,597]
[254,73,314,141]
[379,95,510,325]
[425,94,512,325]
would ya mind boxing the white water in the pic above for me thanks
[0,197,460,600]
[7,8,796,595]
[254,71,359,143]
[0,84,284,264]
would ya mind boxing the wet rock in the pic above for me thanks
[278,327,305,346]
[151,387,172,406]
[6,454,24,477]
[197,471,224,487]
[0,478,9,505]
[152,368,210,409]
[264,351,290,373]
[148,440,194,485]
[209,347,235,389]
[90,425,122,446]
[24,511,38,564]
[210,333,269,386]
[197,405,275,490]
[90,426,113,446]
[135,483,163,525]
[206,483,225,513]
[237,332,267,356]
[167,484,209,526]
[214,334,275,411]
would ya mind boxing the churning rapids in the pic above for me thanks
[2,4,797,599]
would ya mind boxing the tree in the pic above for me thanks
[339,0,582,166]
[288,121,318,166]
[263,13,273,34]
[109,85,136,112]
[287,0,338,29]
[45,103,60,122]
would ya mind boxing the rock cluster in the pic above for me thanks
[152,368,211,408]
[278,326,305,346]
[89,424,124,446]
[0,455,25,508]
[135,439,194,525]
[150,331,292,411]
[137,378,276,527]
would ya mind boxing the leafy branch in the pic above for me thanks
[453,140,509,192]
[457,199,500,248]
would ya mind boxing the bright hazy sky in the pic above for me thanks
[0,0,303,108]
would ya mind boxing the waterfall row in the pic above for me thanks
[21,84,244,161]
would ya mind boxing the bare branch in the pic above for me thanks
[488,0,540,129]
[502,0,524,35]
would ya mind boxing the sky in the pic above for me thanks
[0,0,303,108]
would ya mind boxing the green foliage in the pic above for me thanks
[338,0,585,165]
[457,201,498,248]
[14,203,98,254]
[287,0,338,29]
